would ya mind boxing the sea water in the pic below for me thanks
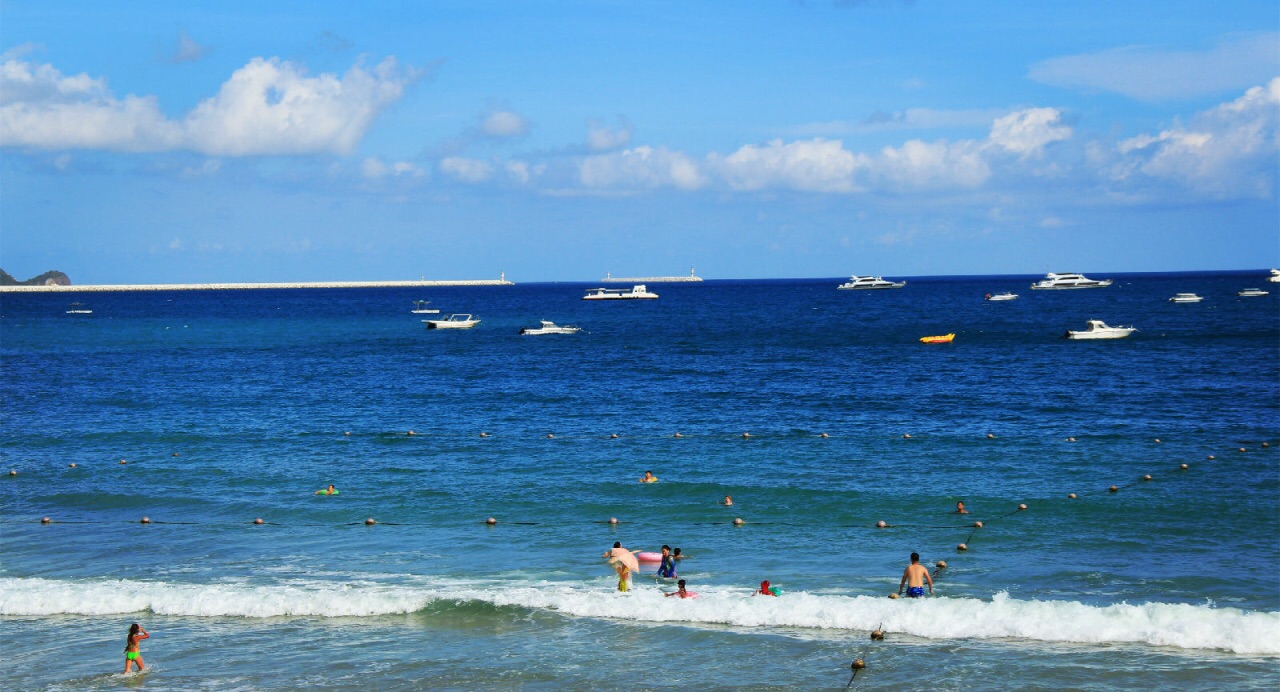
[1,272,1277,690]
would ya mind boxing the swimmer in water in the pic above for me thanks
[672,547,684,560]
[315,484,338,495]
[955,501,969,514]
[898,552,934,598]
[658,545,677,578]
[123,623,149,673]
[665,579,692,598]
[722,495,733,506]
[640,470,658,483]
[755,580,777,596]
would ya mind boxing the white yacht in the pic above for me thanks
[1169,293,1203,303]
[1064,319,1136,340]
[424,314,480,329]
[65,302,93,314]
[1269,269,1280,283]
[411,300,440,314]
[837,276,906,290]
[1030,273,1113,290]
[1238,288,1269,297]
[985,292,1019,301]
[520,320,582,335]
[582,285,658,300]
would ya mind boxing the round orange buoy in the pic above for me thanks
[903,433,911,439]
[1068,493,1077,499]
[1109,485,1119,493]
[141,517,151,524]
[344,431,351,436]
[1239,447,1247,453]
[485,517,497,525]
[733,517,744,526]
[820,433,829,438]
[870,630,885,640]
[1067,437,1076,442]
[936,560,947,569]
[1143,475,1152,481]
[68,463,77,468]
[119,460,127,465]
[1263,442,1270,448]
[365,518,376,525]
[41,517,51,524]
[742,432,751,438]
[957,543,967,551]
[876,520,888,528]
[610,433,618,439]
[973,521,983,528]
[172,452,180,457]
[1207,455,1215,460]
[1180,463,1188,470]
[253,518,264,525]
[674,432,682,438]
[851,659,866,670]
[479,432,488,438]
[1018,504,1027,511]
[987,433,995,439]
[546,433,554,439]
[7,469,15,476]
[608,517,618,525]
[407,431,415,436]
[1154,438,1161,443]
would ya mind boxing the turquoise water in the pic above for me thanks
[2,272,1278,689]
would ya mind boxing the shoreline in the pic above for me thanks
[0,278,514,292]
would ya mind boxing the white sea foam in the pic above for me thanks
[3,577,1276,655]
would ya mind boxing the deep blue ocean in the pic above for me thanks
[2,272,1278,690]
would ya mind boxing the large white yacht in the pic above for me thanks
[424,314,480,329]
[1238,288,1269,297]
[1031,272,1113,290]
[582,285,659,300]
[837,276,906,290]
[520,320,582,335]
[1269,269,1280,283]
[1064,319,1136,340]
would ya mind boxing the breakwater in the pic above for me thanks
[0,278,514,292]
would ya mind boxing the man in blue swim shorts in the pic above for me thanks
[898,552,933,598]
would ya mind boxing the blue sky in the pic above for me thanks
[1,1,1277,283]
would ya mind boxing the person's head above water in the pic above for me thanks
[910,552,920,563]
[613,541,621,549]
[677,579,686,589]
[661,545,670,554]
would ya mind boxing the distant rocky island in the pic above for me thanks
[0,269,71,286]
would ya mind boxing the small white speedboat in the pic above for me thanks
[1168,293,1203,303]
[1269,269,1280,283]
[520,320,582,335]
[65,302,93,314]
[424,314,480,329]
[985,292,1018,301]
[1238,288,1269,297]
[1064,319,1136,340]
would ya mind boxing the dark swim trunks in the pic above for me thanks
[906,586,926,598]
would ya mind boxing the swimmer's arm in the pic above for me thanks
[925,569,934,593]
[898,569,909,594]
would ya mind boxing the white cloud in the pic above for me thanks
[579,146,705,190]
[440,156,494,183]
[1110,78,1280,197]
[870,139,990,189]
[480,110,529,138]
[171,29,209,64]
[361,156,423,179]
[586,117,633,151]
[1029,32,1280,101]
[0,55,419,155]
[711,138,864,192]
[988,108,1072,157]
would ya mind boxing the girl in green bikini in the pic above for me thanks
[123,623,149,673]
